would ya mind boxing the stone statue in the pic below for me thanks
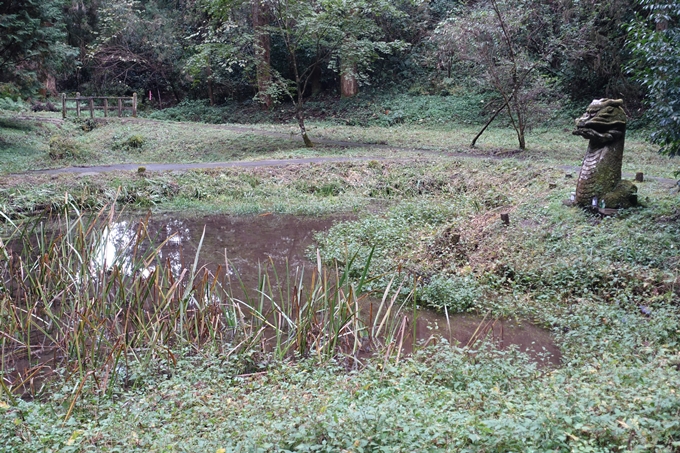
[572,98,637,209]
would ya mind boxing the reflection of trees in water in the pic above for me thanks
[93,218,192,279]
[94,215,330,296]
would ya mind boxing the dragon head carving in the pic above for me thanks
[575,98,626,132]
[570,98,636,210]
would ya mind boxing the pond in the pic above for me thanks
[104,212,561,366]
[2,211,560,397]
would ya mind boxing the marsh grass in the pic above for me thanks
[0,204,416,403]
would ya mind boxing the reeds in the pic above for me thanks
[0,203,414,402]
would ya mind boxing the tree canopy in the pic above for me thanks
[628,0,680,157]
[0,0,76,95]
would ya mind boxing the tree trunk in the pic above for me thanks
[296,109,314,148]
[169,82,181,103]
[311,66,322,96]
[207,63,215,106]
[42,73,57,97]
[296,105,313,147]
[340,60,358,98]
[252,0,272,109]
[513,97,526,150]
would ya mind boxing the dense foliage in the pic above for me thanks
[0,0,659,108]
[0,0,674,152]
[0,0,76,96]
[628,0,680,157]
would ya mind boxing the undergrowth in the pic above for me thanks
[146,91,526,128]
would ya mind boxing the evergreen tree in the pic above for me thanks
[0,0,75,95]
[628,0,680,157]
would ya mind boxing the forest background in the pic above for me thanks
[1,0,678,156]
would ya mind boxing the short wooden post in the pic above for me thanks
[76,92,81,117]
[61,93,66,119]
[132,93,137,117]
[89,98,94,118]
[635,172,644,182]
[500,213,510,226]
[118,98,123,117]
[103,98,108,117]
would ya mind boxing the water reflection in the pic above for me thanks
[95,212,560,365]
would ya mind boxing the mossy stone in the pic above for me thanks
[602,180,638,209]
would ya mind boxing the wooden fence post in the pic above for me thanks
[104,98,109,117]
[118,98,122,117]
[61,93,66,119]
[76,92,81,117]
[89,98,94,118]
[132,93,137,117]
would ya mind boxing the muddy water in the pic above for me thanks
[401,313,560,366]
[109,213,560,366]
[116,213,349,294]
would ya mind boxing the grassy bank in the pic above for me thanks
[2,102,680,451]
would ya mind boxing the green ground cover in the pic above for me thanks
[1,103,680,451]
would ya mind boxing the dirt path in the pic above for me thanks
[33,156,406,175]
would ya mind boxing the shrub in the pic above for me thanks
[114,134,146,150]
[71,118,100,132]
[147,99,226,123]
[48,136,86,160]
[420,275,480,312]
[125,134,145,149]
[0,97,27,112]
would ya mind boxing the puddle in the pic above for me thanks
[121,212,349,296]
[404,311,560,366]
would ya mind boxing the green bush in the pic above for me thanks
[71,118,100,132]
[420,275,480,312]
[114,134,146,151]
[125,134,145,149]
[48,136,86,160]
[144,92,495,127]
[0,97,27,112]
[147,99,227,124]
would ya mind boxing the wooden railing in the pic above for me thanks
[61,92,137,119]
